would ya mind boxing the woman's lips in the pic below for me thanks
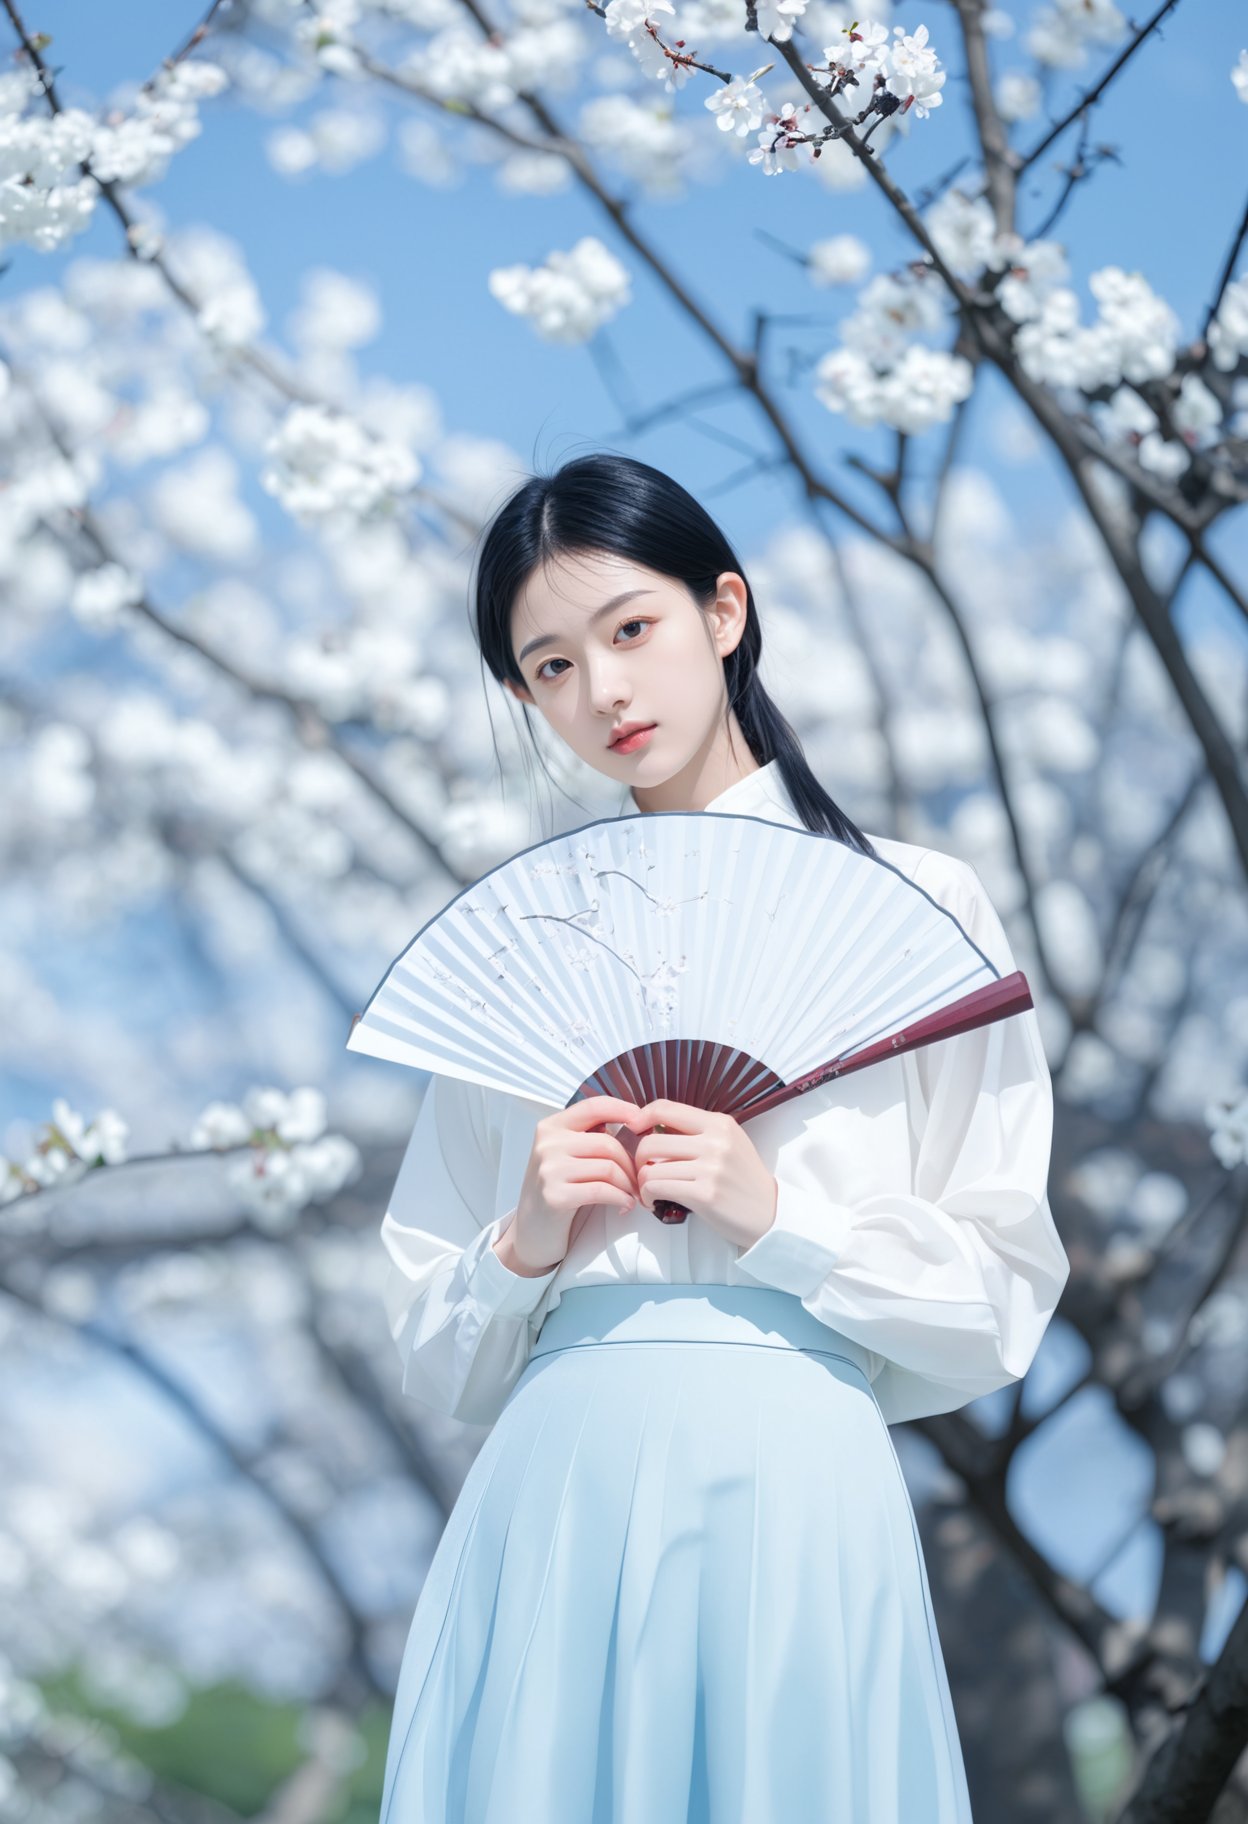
[610,724,656,754]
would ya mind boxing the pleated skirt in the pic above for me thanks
[380,1284,973,1824]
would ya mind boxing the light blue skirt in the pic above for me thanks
[380,1284,973,1823]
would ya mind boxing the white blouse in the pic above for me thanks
[378,759,1070,1430]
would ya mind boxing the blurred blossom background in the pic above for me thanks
[2,0,1247,1819]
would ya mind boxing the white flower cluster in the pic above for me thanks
[70,562,144,631]
[814,184,1202,439]
[706,74,770,140]
[1234,50,1248,105]
[603,0,686,89]
[1208,274,1248,373]
[807,234,871,288]
[869,187,1234,456]
[0,56,228,256]
[1093,376,1222,482]
[488,235,631,344]
[268,106,387,180]
[400,13,587,113]
[814,269,972,432]
[0,69,99,253]
[88,59,230,189]
[1013,265,1181,392]
[578,95,698,198]
[0,444,99,586]
[284,625,451,734]
[157,222,269,352]
[924,187,1007,277]
[607,7,945,141]
[261,403,420,526]
[1205,1089,1248,1170]
[857,20,946,119]
[817,339,973,432]
[742,20,945,176]
[923,198,1246,461]
[749,101,817,177]
[994,71,1042,124]
[191,1085,361,1229]
[0,1098,129,1198]
[754,0,811,46]
[295,0,368,77]
[1026,0,1126,72]
[0,1086,361,1233]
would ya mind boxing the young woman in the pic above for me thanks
[375,453,1070,1824]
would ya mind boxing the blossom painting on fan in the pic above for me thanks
[358,453,1070,1824]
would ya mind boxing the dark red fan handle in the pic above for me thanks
[653,1199,690,1224]
[647,1123,690,1223]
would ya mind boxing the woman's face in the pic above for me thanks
[505,549,750,801]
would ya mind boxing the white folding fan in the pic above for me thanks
[347,810,1032,1223]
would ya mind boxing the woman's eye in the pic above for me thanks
[535,619,651,682]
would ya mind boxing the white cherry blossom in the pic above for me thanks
[886,21,946,118]
[488,235,631,342]
[1012,265,1180,394]
[1089,266,1180,383]
[295,0,366,76]
[1136,431,1190,482]
[578,96,698,196]
[815,339,973,431]
[1205,1090,1248,1168]
[808,234,871,287]
[924,188,998,276]
[88,61,229,189]
[70,563,143,631]
[748,102,816,175]
[261,403,420,524]
[189,1101,254,1149]
[1233,50,1248,104]
[1027,0,1125,69]
[0,104,100,252]
[288,268,381,351]
[705,75,769,138]
[1172,373,1222,446]
[754,0,810,46]
[602,0,672,46]
[603,0,679,85]
[993,238,1069,323]
[1208,275,1248,372]
[996,71,1041,122]
[828,19,890,81]
[842,269,948,364]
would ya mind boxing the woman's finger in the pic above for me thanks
[559,1096,650,1132]
[634,1134,700,1165]
[564,1133,641,1177]
[566,1160,637,1197]
[637,1098,722,1134]
[637,1168,701,1209]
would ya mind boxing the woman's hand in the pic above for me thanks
[633,1099,778,1250]
[501,1095,651,1276]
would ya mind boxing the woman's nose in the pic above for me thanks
[586,670,629,713]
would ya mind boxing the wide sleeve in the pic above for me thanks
[378,1070,558,1426]
[734,849,1070,1426]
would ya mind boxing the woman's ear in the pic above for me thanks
[709,572,749,660]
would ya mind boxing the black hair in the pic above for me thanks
[471,451,877,857]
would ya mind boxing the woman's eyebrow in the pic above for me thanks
[517,589,653,664]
